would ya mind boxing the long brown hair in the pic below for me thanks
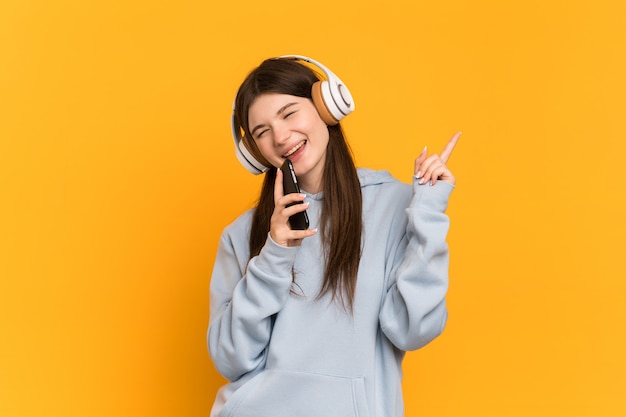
[234,57,362,311]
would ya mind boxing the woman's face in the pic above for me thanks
[247,93,329,193]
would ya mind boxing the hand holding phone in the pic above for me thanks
[280,159,310,230]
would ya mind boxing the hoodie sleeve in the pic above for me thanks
[379,180,454,351]
[207,230,298,381]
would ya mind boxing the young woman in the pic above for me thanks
[208,56,460,417]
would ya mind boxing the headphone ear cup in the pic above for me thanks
[231,113,269,175]
[312,81,339,126]
[236,139,269,175]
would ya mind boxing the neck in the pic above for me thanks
[298,162,324,195]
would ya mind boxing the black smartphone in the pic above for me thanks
[280,159,310,230]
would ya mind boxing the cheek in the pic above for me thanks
[252,139,274,163]
[309,115,329,141]
[316,122,330,147]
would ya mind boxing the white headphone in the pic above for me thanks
[231,55,355,175]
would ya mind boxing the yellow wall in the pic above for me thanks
[1,1,624,416]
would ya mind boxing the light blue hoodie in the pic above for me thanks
[208,168,453,417]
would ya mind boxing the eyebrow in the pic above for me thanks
[250,102,298,137]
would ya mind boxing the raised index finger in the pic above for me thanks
[440,131,462,163]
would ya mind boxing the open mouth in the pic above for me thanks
[282,140,307,158]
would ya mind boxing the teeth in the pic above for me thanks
[283,141,305,157]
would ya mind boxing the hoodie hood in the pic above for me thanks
[357,168,398,188]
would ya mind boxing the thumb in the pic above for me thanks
[414,146,428,175]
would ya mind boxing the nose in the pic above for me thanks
[273,121,291,145]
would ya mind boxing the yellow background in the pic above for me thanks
[1,0,625,416]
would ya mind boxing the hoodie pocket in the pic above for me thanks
[219,369,371,417]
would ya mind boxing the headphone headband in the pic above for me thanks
[231,55,355,175]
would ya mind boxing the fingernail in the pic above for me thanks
[415,171,422,179]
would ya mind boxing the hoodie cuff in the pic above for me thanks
[411,179,454,213]
[253,233,299,278]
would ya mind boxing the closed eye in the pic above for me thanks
[250,102,299,139]
[255,128,269,139]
